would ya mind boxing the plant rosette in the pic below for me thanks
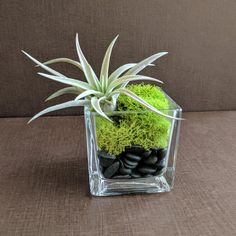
[23,35,183,196]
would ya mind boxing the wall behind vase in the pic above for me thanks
[0,0,235,117]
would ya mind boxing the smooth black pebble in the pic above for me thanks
[142,150,152,158]
[154,169,165,176]
[125,145,145,154]
[119,167,132,175]
[156,158,166,170]
[131,171,141,178]
[103,161,120,178]
[142,174,153,178]
[98,150,116,167]
[124,162,137,169]
[157,148,167,160]
[112,175,131,179]
[118,159,124,168]
[125,153,142,162]
[123,159,138,169]
[142,154,158,165]
[137,166,156,174]
[151,148,160,155]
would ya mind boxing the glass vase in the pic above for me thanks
[84,91,182,196]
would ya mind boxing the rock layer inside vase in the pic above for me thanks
[98,145,167,179]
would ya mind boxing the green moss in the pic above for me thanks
[96,84,171,155]
[117,83,169,111]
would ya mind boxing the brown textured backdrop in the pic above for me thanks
[0,0,236,117]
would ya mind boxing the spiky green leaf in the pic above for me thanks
[108,63,136,83]
[100,35,119,83]
[22,50,64,77]
[37,73,92,90]
[45,87,81,101]
[108,75,163,93]
[75,34,101,90]
[28,100,89,123]
[111,52,168,100]
[100,75,107,92]
[36,58,83,71]
[75,90,103,100]
[108,63,155,84]
[125,52,168,76]
[91,97,112,122]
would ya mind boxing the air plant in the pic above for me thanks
[22,34,180,123]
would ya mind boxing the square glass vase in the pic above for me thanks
[84,92,182,196]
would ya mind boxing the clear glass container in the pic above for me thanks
[84,92,182,196]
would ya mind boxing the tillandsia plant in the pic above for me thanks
[22,34,181,123]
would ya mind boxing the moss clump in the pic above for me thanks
[96,84,171,155]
